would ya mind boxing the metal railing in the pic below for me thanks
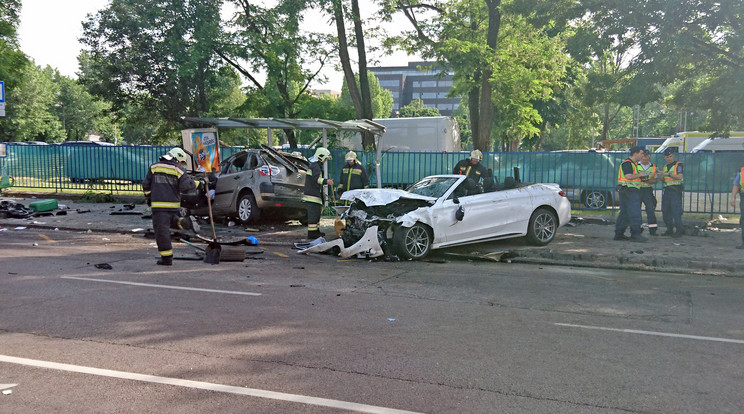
[1,144,741,216]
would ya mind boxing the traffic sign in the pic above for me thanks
[0,80,4,102]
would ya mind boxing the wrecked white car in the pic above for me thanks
[304,174,571,260]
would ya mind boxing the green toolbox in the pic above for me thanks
[28,199,58,212]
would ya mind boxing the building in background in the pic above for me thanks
[369,61,459,116]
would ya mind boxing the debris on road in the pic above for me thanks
[94,263,113,270]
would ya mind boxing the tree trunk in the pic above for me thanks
[473,0,501,152]
[333,0,362,120]
[351,0,375,150]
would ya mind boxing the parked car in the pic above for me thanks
[183,145,309,224]
[326,174,571,260]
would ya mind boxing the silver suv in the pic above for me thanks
[185,145,308,224]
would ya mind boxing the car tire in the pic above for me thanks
[237,192,260,224]
[526,207,558,246]
[393,222,432,260]
[583,190,608,209]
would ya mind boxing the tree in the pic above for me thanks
[0,0,32,141]
[385,0,570,152]
[216,0,335,148]
[338,71,393,119]
[399,98,440,117]
[583,0,744,132]
[4,65,65,142]
[54,74,112,141]
[80,0,230,140]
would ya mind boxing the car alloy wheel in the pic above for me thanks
[393,223,432,260]
[526,207,558,246]
[584,190,607,209]
[237,192,260,224]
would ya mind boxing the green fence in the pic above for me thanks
[1,144,742,216]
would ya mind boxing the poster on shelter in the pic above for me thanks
[191,131,220,172]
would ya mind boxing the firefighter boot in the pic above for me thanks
[157,256,173,266]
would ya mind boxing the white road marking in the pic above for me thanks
[555,323,744,344]
[61,276,261,296]
[0,383,18,390]
[0,354,420,414]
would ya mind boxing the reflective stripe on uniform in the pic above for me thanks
[663,162,683,187]
[617,160,642,189]
[151,164,183,177]
[302,195,322,204]
[159,249,173,257]
[151,201,181,209]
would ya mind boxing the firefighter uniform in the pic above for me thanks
[337,152,369,203]
[142,149,198,265]
[453,158,488,184]
[661,150,684,237]
[302,148,332,239]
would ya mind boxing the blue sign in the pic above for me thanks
[0,81,4,102]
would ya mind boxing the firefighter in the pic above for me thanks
[659,149,684,237]
[637,149,659,236]
[336,151,369,201]
[142,147,201,266]
[614,146,647,242]
[303,147,333,239]
[453,149,489,185]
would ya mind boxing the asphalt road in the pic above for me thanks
[1,228,743,413]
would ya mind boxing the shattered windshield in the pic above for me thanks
[406,177,459,198]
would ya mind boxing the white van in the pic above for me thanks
[690,137,744,153]
[655,131,744,153]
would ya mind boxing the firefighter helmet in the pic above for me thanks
[314,147,332,162]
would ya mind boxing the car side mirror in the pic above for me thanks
[453,196,460,204]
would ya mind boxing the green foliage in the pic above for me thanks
[79,190,118,203]
[399,99,441,117]
[339,72,394,118]
[79,0,231,141]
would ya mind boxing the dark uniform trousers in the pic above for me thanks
[615,187,642,237]
[152,210,182,257]
[639,187,658,234]
[662,186,683,234]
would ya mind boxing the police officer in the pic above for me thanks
[142,148,201,266]
[637,149,659,236]
[730,167,744,249]
[303,147,333,239]
[453,150,489,186]
[337,151,369,200]
[659,149,684,237]
[614,146,647,242]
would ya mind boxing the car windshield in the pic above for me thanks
[406,177,459,198]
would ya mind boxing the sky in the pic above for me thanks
[17,0,418,91]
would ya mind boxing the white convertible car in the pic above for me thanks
[301,174,572,260]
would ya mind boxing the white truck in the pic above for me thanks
[655,131,744,153]
[340,116,461,152]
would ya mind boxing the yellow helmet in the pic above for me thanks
[314,147,332,162]
[470,149,483,161]
[345,151,357,162]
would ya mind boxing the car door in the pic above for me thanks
[259,148,306,204]
[432,183,534,245]
[212,152,250,214]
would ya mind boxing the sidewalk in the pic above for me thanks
[1,195,742,277]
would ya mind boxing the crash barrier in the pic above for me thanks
[0,144,741,215]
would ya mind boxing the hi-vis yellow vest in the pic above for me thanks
[618,159,642,189]
[637,163,656,188]
[663,162,683,187]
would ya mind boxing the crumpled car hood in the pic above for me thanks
[340,188,436,206]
